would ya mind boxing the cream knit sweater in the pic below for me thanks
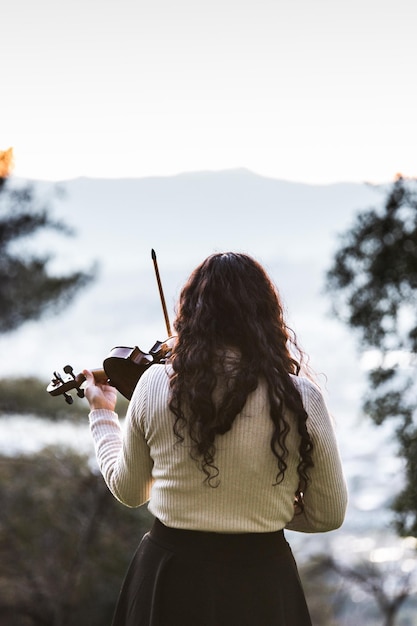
[89,365,348,534]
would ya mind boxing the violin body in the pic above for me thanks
[47,339,172,404]
[103,340,170,399]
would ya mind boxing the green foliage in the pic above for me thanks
[326,176,417,536]
[0,376,86,420]
[0,376,129,421]
[327,176,417,350]
[0,177,95,333]
[393,425,417,537]
[0,446,153,625]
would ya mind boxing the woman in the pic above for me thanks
[84,252,348,626]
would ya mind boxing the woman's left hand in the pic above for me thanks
[83,369,118,411]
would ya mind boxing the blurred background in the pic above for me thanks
[1,1,417,624]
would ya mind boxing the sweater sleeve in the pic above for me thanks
[88,382,154,507]
[285,378,348,533]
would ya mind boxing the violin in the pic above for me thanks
[47,250,173,405]
[47,339,172,403]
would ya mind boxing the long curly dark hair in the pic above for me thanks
[168,252,313,501]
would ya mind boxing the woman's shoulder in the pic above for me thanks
[138,362,172,388]
[130,363,172,417]
[289,374,326,412]
[289,373,321,396]
[289,374,336,435]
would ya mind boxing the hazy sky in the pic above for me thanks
[2,0,416,183]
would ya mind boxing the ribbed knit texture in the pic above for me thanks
[89,365,347,533]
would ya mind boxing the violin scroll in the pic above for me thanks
[47,366,109,404]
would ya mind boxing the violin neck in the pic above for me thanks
[91,369,108,384]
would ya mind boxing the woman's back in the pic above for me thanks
[91,363,347,534]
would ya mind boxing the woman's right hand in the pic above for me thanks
[83,369,118,412]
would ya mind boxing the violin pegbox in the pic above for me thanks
[63,365,86,399]
[47,365,87,404]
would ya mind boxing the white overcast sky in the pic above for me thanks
[2,0,416,183]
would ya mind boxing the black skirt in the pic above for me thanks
[111,518,312,626]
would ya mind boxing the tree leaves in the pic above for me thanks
[327,176,417,536]
[327,178,417,351]
[0,177,95,333]
[0,447,153,625]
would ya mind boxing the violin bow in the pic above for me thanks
[151,249,172,337]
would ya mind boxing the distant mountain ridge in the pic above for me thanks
[28,168,382,270]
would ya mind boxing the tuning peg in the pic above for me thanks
[51,371,64,386]
[64,392,74,405]
[63,365,75,378]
